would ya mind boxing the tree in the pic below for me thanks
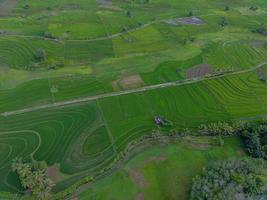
[43,31,54,39]
[188,11,193,17]
[11,158,54,199]
[126,10,132,18]
[252,25,267,36]
[35,48,46,62]
[243,130,263,158]
[190,158,265,200]
[219,17,228,27]
[250,6,258,11]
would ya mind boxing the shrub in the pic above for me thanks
[35,48,46,62]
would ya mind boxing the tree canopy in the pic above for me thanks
[190,158,266,200]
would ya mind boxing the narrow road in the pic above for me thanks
[0,13,214,43]
[1,62,267,117]
[0,19,157,42]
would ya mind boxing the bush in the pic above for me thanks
[35,48,46,62]
[252,26,267,36]
[241,122,267,159]
[198,122,234,136]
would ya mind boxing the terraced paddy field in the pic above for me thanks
[1,0,267,199]
[0,69,267,195]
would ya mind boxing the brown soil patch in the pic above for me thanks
[47,165,60,182]
[0,0,17,16]
[111,80,120,91]
[112,74,144,90]
[129,170,148,188]
[236,149,245,156]
[71,198,79,200]
[186,64,213,79]
[120,74,144,89]
[135,193,144,200]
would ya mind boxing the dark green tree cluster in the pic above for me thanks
[35,48,46,62]
[250,6,258,11]
[252,25,267,36]
[11,158,54,199]
[198,120,267,159]
[219,17,228,27]
[198,121,247,136]
[242,121,267,159]
[190,158,265,200]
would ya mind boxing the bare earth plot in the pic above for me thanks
[0,0,17,16]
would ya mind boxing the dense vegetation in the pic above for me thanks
[190,158,266,200]
[11,158,54,199]
[242,123,267,159]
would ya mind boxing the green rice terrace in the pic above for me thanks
[0,0,267,199]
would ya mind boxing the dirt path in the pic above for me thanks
[0,13,214,42]
[0,19,155,42]
[1,61,267,117]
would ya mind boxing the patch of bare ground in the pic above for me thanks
[251,40,267,48]
[257,66,266,80]
[186,64,213,79]
[120,74,144,89]
[70,198,79,200]
[111,80,120,91]
[135,193,144,200]
[97,0,112,6]
[129,169,148,188]
[47,164,60,182]
[165,17,204,26]
[182,137,214,150]
[236,149,245,156]
[0,0,17,16]
[112,74,144,90]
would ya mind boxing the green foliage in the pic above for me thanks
[35,48,46,62]
[224,6,230,11]
[218,17,228,27]
[250,6,259,11]
[11,158,54,199]
[241,121,267,159]
[190,158,266,200]
[199,122,235,136]
[252,25,267,36]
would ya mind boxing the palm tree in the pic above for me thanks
[19,163,31,178]
[11,157,23,172]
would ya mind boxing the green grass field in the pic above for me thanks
[78,137,245,200]
[1,0,267,198]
